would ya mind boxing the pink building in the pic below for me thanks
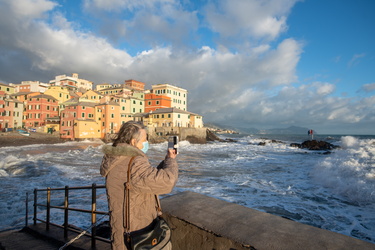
[24,93,59,128]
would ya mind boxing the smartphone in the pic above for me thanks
[168,136,179,154]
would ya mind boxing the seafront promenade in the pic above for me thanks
[1,192,375,250]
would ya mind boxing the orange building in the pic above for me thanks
[96,101,121,138]
[125,79,145,91]
[144,93,171,113]
[24,93,59,128]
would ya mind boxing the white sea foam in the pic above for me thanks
[312,136,375,205]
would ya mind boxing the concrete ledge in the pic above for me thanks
[161,191,375,250]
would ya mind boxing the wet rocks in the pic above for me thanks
[206,130,237,143]
[290,140,339,151]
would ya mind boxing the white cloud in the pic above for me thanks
[348,53,365,68]
[205,0,298,41]
[313,82,335,96]
[0,0,373,134]
[361,83,375,92]
[83,0,174,12]
[7,0,56,19]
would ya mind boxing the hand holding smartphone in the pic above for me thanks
[168,136,179,154]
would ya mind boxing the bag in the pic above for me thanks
[124,157,172,250]
[124,216,171,250]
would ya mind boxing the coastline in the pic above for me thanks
[0,131,66,148]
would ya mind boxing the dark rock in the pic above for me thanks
[206,130,236,143]
[206,130,221,141]
[290,140,339,151]
[258,142,266,146]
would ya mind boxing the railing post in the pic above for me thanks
[46,187,51,231]
[91,183,97,249]
[33,189,37,225]
[25,192,28,227]
[64,186,69,239]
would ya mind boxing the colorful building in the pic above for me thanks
[24,93,59,128]
[9,81,49,93]
[97,84,133,96]
[144,93,171,113]
[44,86,73,114]
[0,83,16,95]
[60,102,99,140]
[0,91,24,129]
[49,73,93,92]
[125,79,145,91]
[146,108,203,128]
[95,83,112,91]
[96,101,121,138]
[79,89,104,103]
[151,84,188,111]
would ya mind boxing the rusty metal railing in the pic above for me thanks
[29,183,110,248]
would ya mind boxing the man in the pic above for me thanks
[100,121,178,249]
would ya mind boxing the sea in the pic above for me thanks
[0,133,374,244]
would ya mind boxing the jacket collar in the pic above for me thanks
[102,143,145,157]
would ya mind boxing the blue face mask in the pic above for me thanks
[141,141,149,154]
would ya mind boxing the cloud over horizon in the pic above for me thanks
[0,0,374,134]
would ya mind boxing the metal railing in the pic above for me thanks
[27,183,110,248]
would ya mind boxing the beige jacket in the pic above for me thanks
[100,143,178,250]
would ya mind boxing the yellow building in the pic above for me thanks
[146,108,203,128]
[95,83,112,91]
[97,84,132,96]
[74,119,101,139]
[44,86,72,114]
[0,83,16,94]
[110,96,133,125]
[80,90,104,103]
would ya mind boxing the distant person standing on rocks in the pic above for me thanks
[100,121,178,250]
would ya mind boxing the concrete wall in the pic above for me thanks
[161,191,375,250]
[148,127,207,144]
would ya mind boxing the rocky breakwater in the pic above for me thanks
[206,129,237,143]
[290,140,340,152]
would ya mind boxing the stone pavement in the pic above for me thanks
[0,228,58,250]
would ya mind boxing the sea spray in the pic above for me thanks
[312,136,375,205]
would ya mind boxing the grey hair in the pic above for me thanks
[112,121,145,147]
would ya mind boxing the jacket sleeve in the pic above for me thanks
[130,156,178,195]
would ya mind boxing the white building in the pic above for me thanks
[151,84,188,111]
[10,81,49,93]
[49,73,93,91]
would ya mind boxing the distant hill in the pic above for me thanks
[259,126,311,135]
[205,123,312,135]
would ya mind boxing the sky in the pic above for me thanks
[0,0,374,134]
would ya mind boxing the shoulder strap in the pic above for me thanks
[125,156,135,233]
[124,157,163,233]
